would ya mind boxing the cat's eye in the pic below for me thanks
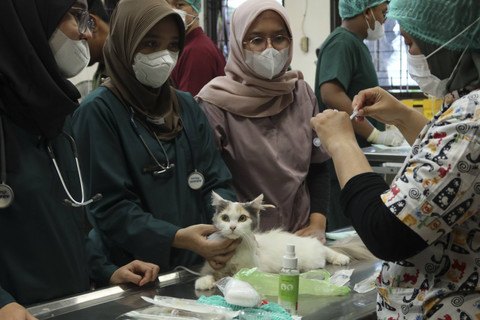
[221,214,230,222]
[238,215,247,222]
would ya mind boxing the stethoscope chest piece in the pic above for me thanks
[0,183,14,208]
[188,170,204,190]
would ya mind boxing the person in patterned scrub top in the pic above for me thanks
[310,0,480,318]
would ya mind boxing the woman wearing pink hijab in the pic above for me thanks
[197,0,330,243]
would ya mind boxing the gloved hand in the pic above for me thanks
[367,128,404,147]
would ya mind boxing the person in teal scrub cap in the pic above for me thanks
[166,0,226,96]
[311,0,480,318]
[314,0,402,232]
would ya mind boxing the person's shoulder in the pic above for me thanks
[75,86,119,118]
[187,28,222,53]
[175,89,203,115]
[322,27,360,51]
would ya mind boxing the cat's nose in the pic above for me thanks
[230,226,236,231]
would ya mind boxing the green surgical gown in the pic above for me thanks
[72,87,236,271]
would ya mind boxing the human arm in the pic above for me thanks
[295,162,329,243]
[318,91,480,261]
[310,109,373,188]
[86,231,160,287]
[320,80,375,140]
[353,87,429,145]
[0,303,37,320]
[72,90,219,270]
[177,93,240,269]
[340,173,427,261]
[173,224,240,270]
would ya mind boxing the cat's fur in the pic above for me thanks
[195,192,352,290]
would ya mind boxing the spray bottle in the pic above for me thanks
[278,243,299,314]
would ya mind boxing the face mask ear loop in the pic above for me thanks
[426,16,480,60]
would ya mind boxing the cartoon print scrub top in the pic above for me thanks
[376,90,480,319]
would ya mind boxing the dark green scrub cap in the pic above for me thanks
[388,0,480,51]
[339,0,387,19]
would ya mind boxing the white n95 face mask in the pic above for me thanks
[132,50,178,88]
[244,47,289,80]
[365,8,384,41]
[407,52,449,98]
[172,8,197,31]
[49,29,90,78]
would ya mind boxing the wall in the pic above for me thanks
[284,0,331,88]
[72,0,333,91]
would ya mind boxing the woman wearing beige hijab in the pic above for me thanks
[197,0,330,243]
[72,0,239,272]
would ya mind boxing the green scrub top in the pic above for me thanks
[315,26,384,147]
[72,87,236,271]
[0,118,94,307]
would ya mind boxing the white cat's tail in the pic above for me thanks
[328,234,377,261]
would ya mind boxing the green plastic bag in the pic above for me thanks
[233,268,350,297]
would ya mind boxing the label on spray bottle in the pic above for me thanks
[278,272,299,314]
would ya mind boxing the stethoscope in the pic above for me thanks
[46,133,103,207]
[0,114,102,209]
[128,107,205,190]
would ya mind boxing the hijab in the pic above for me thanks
[0,0,80,139]
[103,0,185,141]
[196,0,302,118]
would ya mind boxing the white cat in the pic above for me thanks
[195,192,351,290]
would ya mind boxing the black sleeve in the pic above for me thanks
[340,172,428,261]
[307,162,330,214]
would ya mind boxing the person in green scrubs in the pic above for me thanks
[72,0,239,274]
[314,0,403,231]
[0,1,160,319]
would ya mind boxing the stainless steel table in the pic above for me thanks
[27,260,381,320]
[362,145,410,175]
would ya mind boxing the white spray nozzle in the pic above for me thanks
[283,243,298,269]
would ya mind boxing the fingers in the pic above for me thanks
[128,260,160,286]
[110,260,160,286]
[207,258,225,270]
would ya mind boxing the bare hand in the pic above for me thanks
[173,224,241,269]
[0,302,37,320]
[110,260,160,286]
[352,86,410,125]
[295,213,327,244]
[310,109,358,156]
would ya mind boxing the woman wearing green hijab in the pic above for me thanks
[72,0,238,273]
[311,0,480,318]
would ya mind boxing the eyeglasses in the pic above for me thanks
[242,35,291,52]
[70,7,93,34]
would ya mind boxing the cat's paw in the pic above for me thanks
[195,275,216,290]
[331,253,350,265]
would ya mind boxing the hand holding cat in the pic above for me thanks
[294,213,327,244]
[172,224,241,270]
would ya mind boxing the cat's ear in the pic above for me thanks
[211,191,224,207]
[211,191,231,213]
[250,194,275,211]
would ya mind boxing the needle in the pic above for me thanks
[350,109,359,120]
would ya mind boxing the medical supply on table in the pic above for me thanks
[215,277,261,307]
[313,109,359,147]
[234,267,350,296]
[278,244,299,315]
[125,296,238,320]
